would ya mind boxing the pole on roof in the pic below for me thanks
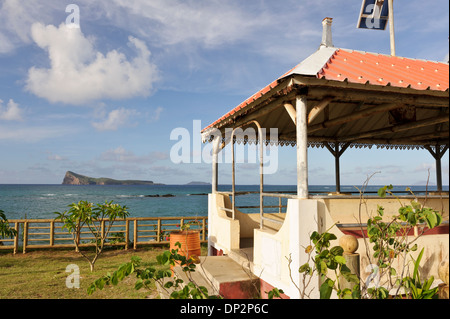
[296,95,309,199]
[388,0,396,56]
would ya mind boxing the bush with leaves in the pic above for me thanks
[0,210,17,239]
[88,242,221,299]
[361,185,443,299]
[295,229,360,299]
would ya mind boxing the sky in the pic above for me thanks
[0,0,448,186]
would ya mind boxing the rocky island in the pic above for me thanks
[62,171,160,185]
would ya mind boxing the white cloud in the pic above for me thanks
[104,0,271,48]
[0,99,24,121]
[92,107,139,131]
[25,22,158,105]
[46,152,67,161]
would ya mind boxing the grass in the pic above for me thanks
[0,245,207,299]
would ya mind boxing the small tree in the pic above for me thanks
[54,200,129,272]
[0,210,17,239]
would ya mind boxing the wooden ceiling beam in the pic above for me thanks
[308,103,405,133]
[340,114,449,142]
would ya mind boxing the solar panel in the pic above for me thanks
[357,0,389,30]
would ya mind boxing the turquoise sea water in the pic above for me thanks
[0,184,447,220]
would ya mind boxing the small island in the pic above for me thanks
[62,171,161,185]
[185,181,211,185]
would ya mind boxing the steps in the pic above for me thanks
[156,256,260,299]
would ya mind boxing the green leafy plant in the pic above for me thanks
[88,242,221,299]
[54,200,129,271]
[180,219,202,231]
[0,210,17,239]
[360,184,443,299]
[295,229,360,299]
[266,287,285,299]
[402,248,438,299]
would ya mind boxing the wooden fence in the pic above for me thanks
[0,216,207,254]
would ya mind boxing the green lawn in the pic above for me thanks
[0,246,187,299]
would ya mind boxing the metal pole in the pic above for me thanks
[212,137,220,193]
[388,0,396,56]
[231,128,236,220]
[296,95,309,199]
[251,120,264,229]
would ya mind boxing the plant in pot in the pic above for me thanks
[169,220,202,266]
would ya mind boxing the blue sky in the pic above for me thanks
[0,0,448,186]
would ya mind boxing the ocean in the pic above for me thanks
[0,184,447,220]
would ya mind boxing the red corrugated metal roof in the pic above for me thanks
[319,49,449,91]
[202,49,449,132]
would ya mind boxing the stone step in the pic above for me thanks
[156,256,260,299]
[197,256,260,299]
[156,264,218,299]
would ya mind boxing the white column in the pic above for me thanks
[296,95,308,199]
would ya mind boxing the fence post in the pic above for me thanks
[22,221,28,254]
[13,222,19,255]
[202,217,206,241]
[101,219,105,241]
[339,235,360,294]
[75,223,80,252]
[50,220,55,247]
[125,219,129,250]
[133,219,138,250]
[157,219,161,243]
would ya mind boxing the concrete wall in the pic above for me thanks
[253,199,321,299]
[209,192,449,298]
[207,193,239,254]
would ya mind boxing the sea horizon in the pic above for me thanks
[1,183,448,221]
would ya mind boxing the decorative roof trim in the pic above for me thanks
[201,135,436,151]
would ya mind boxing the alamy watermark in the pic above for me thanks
[170,120,279,174]
[66,264,80,289]
[65,4,80,28]
[364,0,385,29]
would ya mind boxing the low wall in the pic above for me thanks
[316,195,449,286]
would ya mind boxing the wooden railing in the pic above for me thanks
[0,216,207,254]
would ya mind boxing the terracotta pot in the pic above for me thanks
[169,230,201,264]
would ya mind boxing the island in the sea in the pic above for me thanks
[62,171,161,185]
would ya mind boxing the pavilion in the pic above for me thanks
[200,18,449,299]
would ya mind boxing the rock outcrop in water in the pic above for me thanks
[62,171,159,185]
